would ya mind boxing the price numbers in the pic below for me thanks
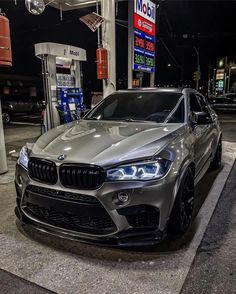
[135,36,145,49]
[146,40,155,52]
[145,56,154,67]
[135,53,145,65]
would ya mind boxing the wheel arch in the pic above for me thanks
[167,158,195,220]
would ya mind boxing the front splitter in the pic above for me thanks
[15,206,164,248]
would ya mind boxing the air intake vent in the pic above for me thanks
[28,158,57,185]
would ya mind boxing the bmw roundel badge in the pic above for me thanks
[58,154,65,161]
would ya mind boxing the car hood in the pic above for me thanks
[32,120,184,167]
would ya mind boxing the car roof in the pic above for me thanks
[117,87,188,94]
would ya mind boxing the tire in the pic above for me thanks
[2,111,11,124]
[211,137,222,169]
[168,168,195,234]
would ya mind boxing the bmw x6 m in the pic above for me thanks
[15,88,222,247]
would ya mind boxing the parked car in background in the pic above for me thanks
[15,88,222,247]
[210,93,236,112]
[1,96,43,124]
[1,101,13,124]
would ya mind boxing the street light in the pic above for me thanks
[227,66,236,93]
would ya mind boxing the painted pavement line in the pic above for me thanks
[220,120,236,123]
[10,121,41,126]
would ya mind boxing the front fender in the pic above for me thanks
[167,157,195,219]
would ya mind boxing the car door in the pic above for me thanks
[18,97,32,113]
[189,93,213,176]
[7,96,19,113]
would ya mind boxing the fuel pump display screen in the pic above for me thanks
[57,74,74,88]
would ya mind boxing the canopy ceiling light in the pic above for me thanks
[25,0,45,15]
[25,0,64,19]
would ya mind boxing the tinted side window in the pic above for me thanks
[196,94,209,113]
[104,99,118,117]
[190,94,202,112]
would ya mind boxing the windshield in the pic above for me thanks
[86,91,185,123]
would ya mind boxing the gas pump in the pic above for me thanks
[57,87,85,124]
[35,42,87,132]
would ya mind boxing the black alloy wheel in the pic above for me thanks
[169,168,195,234]
[2,112,11,124]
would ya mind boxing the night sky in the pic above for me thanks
[0,0,236,100]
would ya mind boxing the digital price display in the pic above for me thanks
[133,29,155,72]
[145,52,155,67]
[145,35,155,52]
[134,48,145,65]
[134,35,145,49]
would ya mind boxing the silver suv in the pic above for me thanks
[15,88,222,247]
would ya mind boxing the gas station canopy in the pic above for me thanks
[35,42,87,61]
[47,0,127,11]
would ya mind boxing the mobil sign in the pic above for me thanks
[134,0,156,24]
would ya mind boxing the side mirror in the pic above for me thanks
[191,111,213,125]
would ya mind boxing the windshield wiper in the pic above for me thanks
[85,117,99,120]
[123,118,151,123]
[85,117,152,123]
[124,118,138,122]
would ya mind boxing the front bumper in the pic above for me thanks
[15,163,175,247]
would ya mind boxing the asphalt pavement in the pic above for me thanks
[218,113,236,142]
[0,269,55,294]
[181,160,236,294]
[0,113,236,294]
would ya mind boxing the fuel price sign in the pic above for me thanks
[133,29,155,72]
[133,0,156,73]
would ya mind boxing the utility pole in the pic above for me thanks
[213,68,216,96]
[101,0,116,97]
[207,64,211,96]
[127,0,132,89]
[194,47,200,91]
[0,95,8,174]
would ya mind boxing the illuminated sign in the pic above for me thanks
[134,0,156,23]
[215,79,224,92]
[134,13,155,36]
[216,69,225,80]
[133,0,156,73]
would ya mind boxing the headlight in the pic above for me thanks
[106,159,172,181]
[19,146,29,169]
